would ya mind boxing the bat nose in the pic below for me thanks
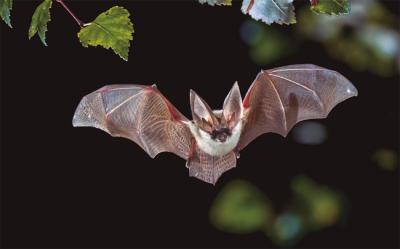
[218,133,227,142]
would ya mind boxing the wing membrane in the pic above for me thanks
[73,84,192,159]
[238,64,357,150]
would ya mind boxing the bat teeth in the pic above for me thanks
[151,84,157,88]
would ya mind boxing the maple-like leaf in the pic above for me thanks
[0,0,12,28]
[78,6,134,61]
[241,0,296,25]
[210,180,273,233]
[310,0,350,15]
[198,0,232,6]
[28,0,53,46]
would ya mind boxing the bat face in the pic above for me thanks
[188,83,244,156]
[190,82,243,139]
[210,127,231,143]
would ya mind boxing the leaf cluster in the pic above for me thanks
[0,0,352,61]
[199,0,351,25]
[1,0,134,61]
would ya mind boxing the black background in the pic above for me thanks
[1,0,399,248]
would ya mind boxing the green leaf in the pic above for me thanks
[209,180,274,233]
[0,0,12,28]
[241,0,296,25]
[373,149,398,171]
[310,0,350,15]
[28,0,52,46]
[198,0,232,6]
[78,6,134,61]
[291,175,343,229]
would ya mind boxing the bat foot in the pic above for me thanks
[234,150,240,159]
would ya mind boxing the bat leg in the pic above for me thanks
[186,139,197,168]
[234,148,240,159]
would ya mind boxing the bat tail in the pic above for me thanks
[187,150,237,185]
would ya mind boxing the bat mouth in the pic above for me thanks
[211,128,231,143]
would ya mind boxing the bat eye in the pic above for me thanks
[211,128,231,142]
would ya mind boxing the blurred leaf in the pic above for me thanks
[28,0,52,46]
[373,149,398,171]
[328,36,396,76]
[296,7,342,41]
[211,177,348,246]
[362,0,399,28]
[292,121,327,145]
[299,0,397,39]
[297,0,400,76]
[209,180,273,233]
[292,175,343,229]
[0,0,12,28]
[241,0,296,25]
[358,25,400,58]
[311,0,350,15]
[78,6,134,61]
[240,20,265,46]
[249,28,293,65]
[240,20,293,65]
[198,0,232,6]
[270,212,303,246]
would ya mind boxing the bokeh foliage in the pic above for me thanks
[210,176,347,246]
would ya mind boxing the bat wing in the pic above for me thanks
[237,64,358,150]
[73,84,192,159]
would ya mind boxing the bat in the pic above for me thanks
[72,64,357,185]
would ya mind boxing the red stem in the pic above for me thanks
[56,0,84,27]
[311,0,318,6]
[246,0,254,13]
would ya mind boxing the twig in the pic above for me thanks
[246,0,254,13]
[56,0,84,27]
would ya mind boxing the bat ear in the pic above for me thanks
[223,82,243,129]
[190,90,217,128]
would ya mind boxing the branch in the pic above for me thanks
[55,0,84,27]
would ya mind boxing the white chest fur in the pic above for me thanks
[186,119,242,157]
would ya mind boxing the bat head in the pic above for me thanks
[190,82,243,143]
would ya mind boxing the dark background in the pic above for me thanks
[1,0,399,248]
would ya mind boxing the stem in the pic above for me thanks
[56,0,84,27]
[246,0,254,14]
[311,0,318,6]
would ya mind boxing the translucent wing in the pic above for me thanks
[188,147,236,185]
[73,84,192,159]
[238,64,358,150]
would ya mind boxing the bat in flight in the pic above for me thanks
[73,64,357,185]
